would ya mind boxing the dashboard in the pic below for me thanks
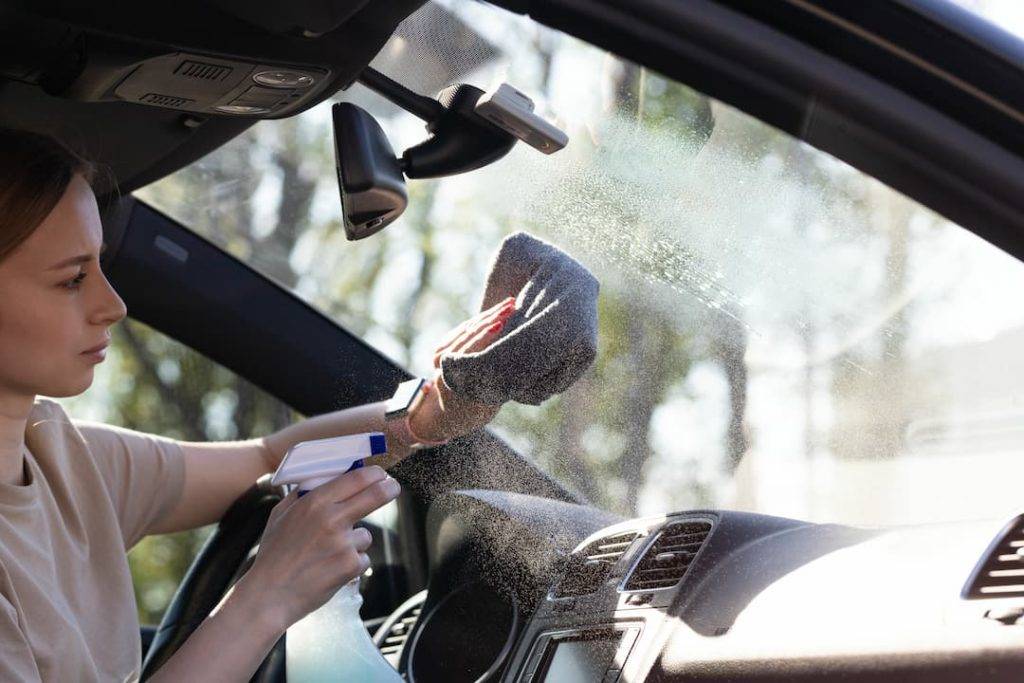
[370,491,1024,682]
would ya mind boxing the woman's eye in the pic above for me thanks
[62,272,87,290]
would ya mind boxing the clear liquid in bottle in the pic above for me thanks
[286,579,402,682]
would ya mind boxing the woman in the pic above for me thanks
[0,128,516,681]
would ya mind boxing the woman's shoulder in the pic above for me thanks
[28,398,182,463]
[25,398,74,438]
[25,399,123,463]
[30,397,69,420]
[30,399,117,436]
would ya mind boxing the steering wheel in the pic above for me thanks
[141,475,285,681]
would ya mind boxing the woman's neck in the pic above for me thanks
[0,392,34,486]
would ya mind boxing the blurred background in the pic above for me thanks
[55,0,1024,623]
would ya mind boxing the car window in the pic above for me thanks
[950,0,1024,38]
[137,0,1024,527]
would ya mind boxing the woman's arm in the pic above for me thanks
[145,576,284,683]
[149,402,414,534]
[149,466,398,681]
[152,296,515,534]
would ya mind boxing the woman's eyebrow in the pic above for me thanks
[48,244,107,270]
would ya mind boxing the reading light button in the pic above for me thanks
[215,104,271,115]
[253,70,315,88]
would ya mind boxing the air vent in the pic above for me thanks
[139,93,193,108]
[175,60,232,81]
[582,531,642,562]
[378,605,420,661]
[964,515,1024,599]
[624,519,713,591]
[373,591,426,667]
[553,531,641,597]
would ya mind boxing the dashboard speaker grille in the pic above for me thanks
[553,531,641,597]
[624,519,712,591]
[964,515,1024,599]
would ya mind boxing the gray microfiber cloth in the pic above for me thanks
[440,232,599,406]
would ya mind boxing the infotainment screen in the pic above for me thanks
[539,634,624,683]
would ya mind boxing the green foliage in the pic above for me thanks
[130,529,214,625]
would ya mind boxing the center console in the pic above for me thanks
[503,514,716,682]
[520,624,642,682]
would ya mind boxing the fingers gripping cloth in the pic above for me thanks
[440,232,599,406]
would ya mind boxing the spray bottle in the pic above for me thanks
[270,433,403,682]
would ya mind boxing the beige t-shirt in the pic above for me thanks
[0,398,186,682]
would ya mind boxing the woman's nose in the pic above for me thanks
[89,267,128,325]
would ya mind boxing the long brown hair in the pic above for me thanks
[0,128,96,263]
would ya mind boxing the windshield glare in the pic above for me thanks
[950,0,1024,39]
[133,0,1024,527]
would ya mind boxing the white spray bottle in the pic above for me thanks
[270,433,402,682]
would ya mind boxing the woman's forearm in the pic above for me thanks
[158,402,413,534]
[261,401,414,471]
[147,577,286,682]
[260,303,511,474]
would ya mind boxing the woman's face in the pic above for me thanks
[0,174,126,400]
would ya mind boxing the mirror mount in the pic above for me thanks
[400,83,517,179]
[332,68,566,240]
[357,68,517,179]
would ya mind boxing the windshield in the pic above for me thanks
[136,0,1024,527]
[950,0,1024,38]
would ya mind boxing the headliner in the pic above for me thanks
[0,0,428,195]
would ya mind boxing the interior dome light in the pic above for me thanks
[253,70,315,88]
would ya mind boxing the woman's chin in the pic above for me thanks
[43,370,94,398]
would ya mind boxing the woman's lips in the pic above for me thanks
[81,340,110,362]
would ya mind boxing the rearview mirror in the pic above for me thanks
[332,103,407,240]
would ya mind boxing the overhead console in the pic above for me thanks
[0,0,426,118]
[110,54,328,118]
[0,0,428,191]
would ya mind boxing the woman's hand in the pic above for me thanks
[234,466,400,631]
[408,297,517,442]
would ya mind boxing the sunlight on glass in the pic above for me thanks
[949,0,1024,39]
[135,0,1024,528]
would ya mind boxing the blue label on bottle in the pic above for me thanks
[296,459,365,497]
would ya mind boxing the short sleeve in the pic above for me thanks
[0,596,41,682]
[71,419,187,550]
